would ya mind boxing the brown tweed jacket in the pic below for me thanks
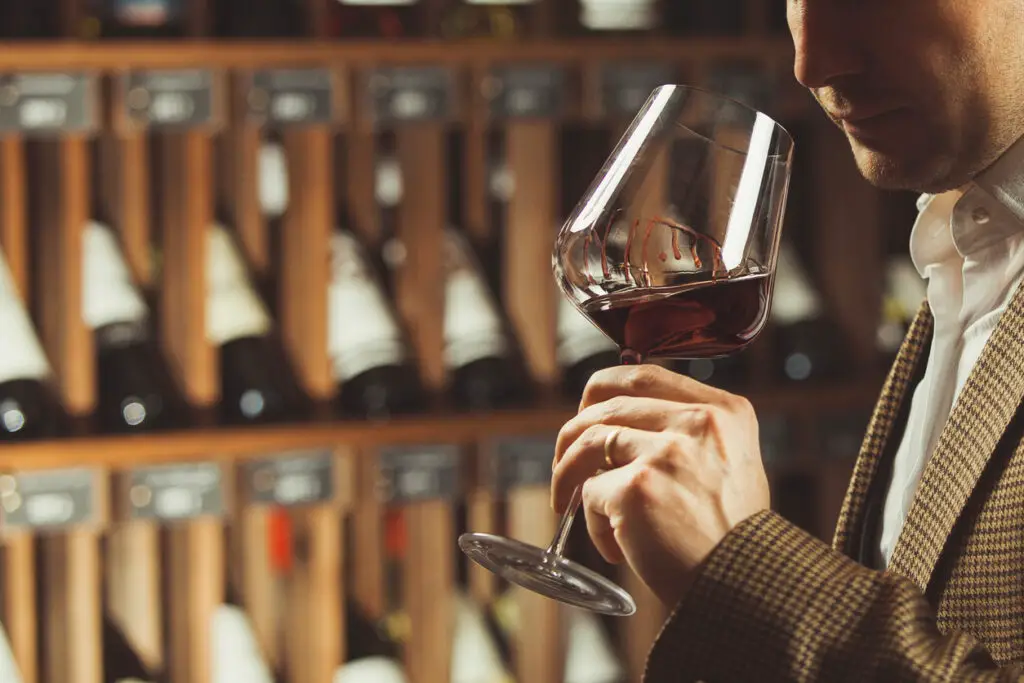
[644,279,1024,682]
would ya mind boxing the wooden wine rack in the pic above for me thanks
[0,38,892,683]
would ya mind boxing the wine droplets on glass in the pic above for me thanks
[460,85,794,615]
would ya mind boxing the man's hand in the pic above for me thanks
[551,364,771,608]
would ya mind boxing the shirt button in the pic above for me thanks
[972,206,991,224]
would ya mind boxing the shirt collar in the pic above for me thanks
[910,134,1024,276]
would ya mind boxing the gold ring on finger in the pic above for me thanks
[604,427,622,469]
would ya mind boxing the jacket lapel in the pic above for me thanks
[832,302,933,557]
[887,279,1024,592]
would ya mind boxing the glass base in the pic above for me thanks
[458,532,637,616]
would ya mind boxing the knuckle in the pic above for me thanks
[623,364,663,394]
[623,465,656,502]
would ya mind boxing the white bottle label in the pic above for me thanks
[206,224,272,346]
[563,606,625,683]
[334,657,410,683]
[450,593,513,683]
[259,141,289,218]
[211,605,274,683]
[329,231,407,381]
[0,621,24,683]
[769,241,823,325]
[0,248,52,384]
[557,291,617,368]
[443,229,509,370]
[82,221,149,331]
[580,0,657,30]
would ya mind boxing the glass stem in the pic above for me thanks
[546,485,582,557]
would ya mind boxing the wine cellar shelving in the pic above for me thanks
[0,3,919,681]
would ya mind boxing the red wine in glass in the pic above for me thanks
[584,273,771,364]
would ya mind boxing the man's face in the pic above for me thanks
[789,0,1024,193]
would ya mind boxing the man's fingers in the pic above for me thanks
[579,364,729,412]
[553,395,686,470]
[582,484,627,565]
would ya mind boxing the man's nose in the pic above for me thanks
[790,2,864,89]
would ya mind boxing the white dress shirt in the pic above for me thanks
[878,136,1024,569]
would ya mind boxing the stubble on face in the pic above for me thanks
[807,0,1024,194]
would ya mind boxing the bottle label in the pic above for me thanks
[329,231,407,381]
[212,605,274,683]
[451,592,514,683]
[0,620,24,683]
[556,292,617,368]
[333,657,409,683]
[114,0,179,26]
[0,248,52,384]
[82,221,150,332]
[259,141,289,218]
[769,241,823,325]
[206,224,272,346]
[442,229,509,370]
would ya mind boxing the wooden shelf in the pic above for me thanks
[0,379,882,472]
[0,38,794,70]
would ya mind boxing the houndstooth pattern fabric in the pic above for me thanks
[643,280,1024,681]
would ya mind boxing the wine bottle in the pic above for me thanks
[876,255,926,365]
[329,229,424,419]
[214,0,305,38]
[83,221,184,433]
[0,620,24,683]
[79,0,187,39]
[573,0,659,35]
[103,616,157,683]
[0,246,65,441]
[443,228,527,410]
[663,0,744,36]
[334,605,410,683]
[439,0,536,39]
[0,0,63,39]
[491,587,625,683]
[206,223,308,425]
[770,241,846,384]
[450,592,514,683]
[212,605,275,683]
[327,0,422,39]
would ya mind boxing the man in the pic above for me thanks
[551,0,1024,680]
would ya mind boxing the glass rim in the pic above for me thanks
[648,83,795,153]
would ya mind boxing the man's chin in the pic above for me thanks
[849,142,932,192]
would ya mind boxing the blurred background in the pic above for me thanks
[0,2,924,683]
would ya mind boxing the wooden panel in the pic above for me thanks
[509,487,563,683]
[0,138,27,297]
[235,507,279,668]
[280,127,333,400]
[0,40,798,73]
[222,126,268,275]
[1,534,36,683]
[160,131,217,406]
[168,519,224,683]
[39,473,108,683]
[36,137,94,416]
[0,381,886,472]
[105,521,164,671]
[344,133,379,243]
[99,133,152,287]
[466,446,497,603]
[404,501,454,683]
[505,122,559,388]
[352,454,386,619]
[395,126,447,391]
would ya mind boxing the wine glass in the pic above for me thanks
[459,85,794,616]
